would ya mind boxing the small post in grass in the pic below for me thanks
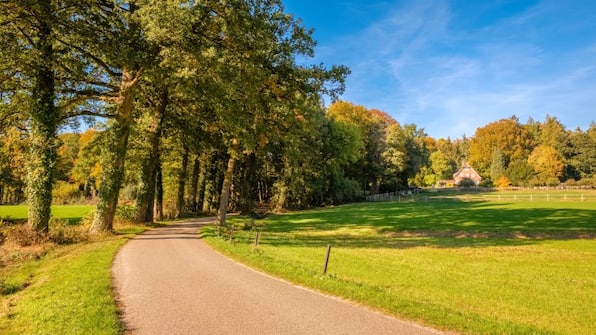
[322,245,332,274]
[254,229,260,247]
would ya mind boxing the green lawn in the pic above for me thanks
[204,194,596,335]
[0,205,94,224]
[0,205,145,334]
[0,239,128,335]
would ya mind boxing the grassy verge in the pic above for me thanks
[203,195,596,335]
[0,205,147,335]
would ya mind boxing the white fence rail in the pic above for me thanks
[366,192,596,202]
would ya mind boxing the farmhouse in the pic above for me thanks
[453,162,482,186]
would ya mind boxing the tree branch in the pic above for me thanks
[55,36,121,78]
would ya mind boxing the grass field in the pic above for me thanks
[204,191,596,335]
[0,205,145,334]
[0,205,94,224]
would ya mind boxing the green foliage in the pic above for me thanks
[52,181,83,205]
[1,0,593,235]
[457,178,477,188]
[115,205,137,223]
[429,150,452,180]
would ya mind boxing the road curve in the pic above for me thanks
[112,218,444,335]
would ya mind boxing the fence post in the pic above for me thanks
[322,245,332,274]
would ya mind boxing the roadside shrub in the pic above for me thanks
[49,218,89,245]
[115,205,136,225]
[79,209,96,226]
[7,225,49,247]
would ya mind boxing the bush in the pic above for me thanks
[49,219,89,245]
[457,178,477,188]
[495,176,512,188]
[577,177,596,187]
[546,177,561,187]
[330,177,362,204]
[115,205,136,225]
[479,179,493,187]
[6,225,49,247]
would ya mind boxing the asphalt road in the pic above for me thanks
[112,218,445,335]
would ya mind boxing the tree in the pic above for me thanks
[506,159,535,186]
[56,133,80,182]
[469,116,533,177]
[90,1,149,233]
[383,123,408,188]
[430,150,452,181]
[132,87,167,223]
[566,124,596,181]
[490,147,506,182]
[71,129,102,199]
[1,1,60,231]
[327,102,394,194]
[528,145,564,184]
[203,0,348,227]
[1,1,148,232]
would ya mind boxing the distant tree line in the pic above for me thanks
[1,2,595,235]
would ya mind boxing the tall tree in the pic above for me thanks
[528,145,564,184]
[490,147,506,182]
[1,1,59,231]
[567,124,596,181]
[327,101,393,194]
[469,116,533,177]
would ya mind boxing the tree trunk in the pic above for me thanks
[371,178,380,195]
[188,156,200,213]
[196,150,210,213]
[135,89,167,223]
[201,150,217,213]
[217,151,237,227]
[27,5,57,232]
[176,144,189,218]
[239,153,257,215]
[155,155,164,221]
[91,69,139,233]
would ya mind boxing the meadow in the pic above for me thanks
[0,205,94,224]
[0,204,143,334]
[204,190,596,335]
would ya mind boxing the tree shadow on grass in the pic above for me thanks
[247,200,596,249]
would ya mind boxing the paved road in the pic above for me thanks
[112,218,445,335]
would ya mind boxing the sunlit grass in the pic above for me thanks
[0,205,94,224]
[204,195,596,335]
[0,239,127,335]
[0,206,148,335]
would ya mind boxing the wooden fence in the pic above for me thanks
[366,192,596,203]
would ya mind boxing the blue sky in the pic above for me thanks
[283,0,596,139]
